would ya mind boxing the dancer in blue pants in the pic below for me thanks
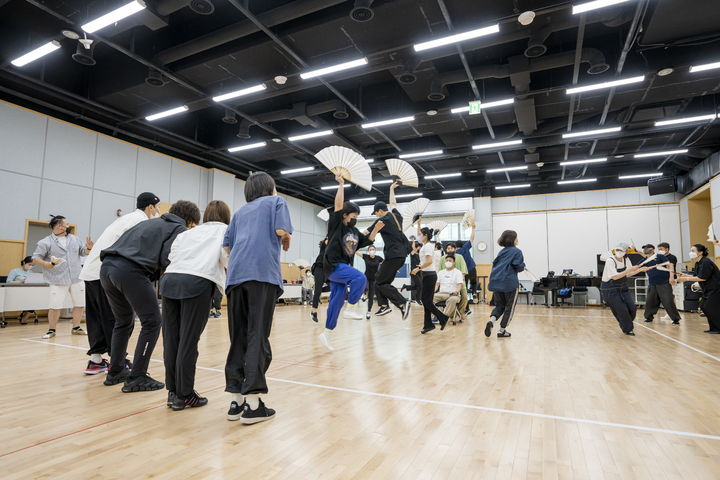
[318,174,384,352]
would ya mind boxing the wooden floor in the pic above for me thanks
[2,302,720,479]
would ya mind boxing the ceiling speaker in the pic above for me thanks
[648,176,676,196]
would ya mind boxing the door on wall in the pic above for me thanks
[687,188,713,255]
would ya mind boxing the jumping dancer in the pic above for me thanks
[310,237,327,323]
[485,230,525,338]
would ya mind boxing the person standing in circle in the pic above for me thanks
[356,246,383,319]
[599,242,645,336]
[677,244,720,334]
[411,220,449,334]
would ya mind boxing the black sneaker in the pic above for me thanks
[104,368,129,386]
[401,300,411,320]
[240,399,276,425]
[375,306,392,316]
[167,391,176,407]
[644,318,653,323]
[672,320,680,325]
[171,391,208,411]
[311,312,319,323]
[439,315,448,331]
[228,401,245,421]
[625,331,635,336]
[497,330,511,337]
[484,321,493,338]
[421,325,436,334]
[122,374,165,393]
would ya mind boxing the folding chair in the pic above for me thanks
[435,299,461,325]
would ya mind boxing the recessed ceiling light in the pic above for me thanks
[281,166,315,175]
[61,29,80,39]
[426,110,438,116]
[657,67,674,77]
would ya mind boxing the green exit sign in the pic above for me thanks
[469,101,482,115]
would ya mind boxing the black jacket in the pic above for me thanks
[100,213,187,280]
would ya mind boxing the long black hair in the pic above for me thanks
[420,226,434,242]
[338,201,360,218]
[693,243,709,257]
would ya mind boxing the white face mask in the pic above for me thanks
[689,251,698,259]
[24,265,33,271]
[657,250,666,255]
[446,262,454,270]
[369,250,375,257]
[615,250,626,258]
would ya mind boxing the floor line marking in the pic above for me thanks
[633,322,720,363]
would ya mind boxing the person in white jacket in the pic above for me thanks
[160,200,231,411]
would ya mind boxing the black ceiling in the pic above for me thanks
[2,0,720,206]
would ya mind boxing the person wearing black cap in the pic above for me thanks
[79,192,161,375]
[364,181,412,319]
[640,243,682,325]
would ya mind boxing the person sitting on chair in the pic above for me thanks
[6,256,36,325]
[433,253,465,322]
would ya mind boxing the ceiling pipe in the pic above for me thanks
[236,100,347,138]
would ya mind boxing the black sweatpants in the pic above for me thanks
[490,290,519,329]
[85,279,122,356]
[162,281,213,400]
[602,285,636,333]
[211,286,223,311]
[644,283,681,321]
[224,281,280,395]
[700,295,720,332]
[100,256,162,378]
[311,265,325,309]
[365,279,376,312]
[420,271,448,330]
[410,273,422,303]
[376,257,407,308]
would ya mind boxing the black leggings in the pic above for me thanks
[365,280,376,312]
[311,265,325,309]
[420,272,448,329]
[700,295,720,332]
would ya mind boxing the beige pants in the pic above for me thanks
[433,292,461,317]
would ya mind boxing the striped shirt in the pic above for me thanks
[32,233,87,285]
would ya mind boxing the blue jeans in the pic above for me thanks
[325,263,366,330]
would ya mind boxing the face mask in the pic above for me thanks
[24,265,33,271]
[689,251,698,259]
[643,248,652,255]
[369,250,375,257]
[658,250,666,255]
[446,262,454,269]
[615,250,626,258]
[346,218,357,228]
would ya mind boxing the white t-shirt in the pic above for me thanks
[437,268,464,293]
[420,242,436,272]
[57,235,68,249]
[602,256,632,282]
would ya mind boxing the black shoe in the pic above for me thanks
[709,331,720,334]
[104,368,129,386]
[171,391,208,411]
[167,391,176,407]
[400,285,408,292]
[625,331,635,336]
[439,315,448,331]
[497,330,511,337]
[401,300,411,320]
[421,325,436,334]
[464,309,472,316]
[704,330,712,333]
[122,374,165,393]
[228,401,245,421]
[240,399,276,425]
[375,306,392,316]
[644,318,653,323]
[672,320,680,325]
[311,312,318,323]
[484,321,493,338]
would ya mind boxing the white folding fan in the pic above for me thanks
[317,208,330,221]
[314,146,372,191]
[294,259,311,269]
[709,224,715,242]
[402,197,430,231]
[384,158,418,187]
[427,220,447,234]
[461,209,475,230]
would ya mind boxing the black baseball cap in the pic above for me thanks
[642,243,655,249]
[137,192,160,209]
[372,201,388,214]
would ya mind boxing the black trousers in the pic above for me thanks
[410,273,422,302]
[162,281,213,400]
[700,295,720,332]
[85,279,123,356]
[311,265,325,309]
[644,283,681,321]
[365,279,376,311]
[466,269,477,297]
[375,257,407,308]
[224,281,280,395]
[420,272,448,329]
[210,286,223,311]
[602,286,636,333]
[490,290,519,329]
[100,256,162,378]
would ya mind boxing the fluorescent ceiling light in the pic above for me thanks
[655,113,717,127]
[398,150,444,159]
[572,0,632,15]
[288,130,333,141]
[10,41,61,67]
[451,97,514,114]
[634,149,688,158]
[321,184,350,190]
[557,178,597,185]
[372,179,394,185]
[442,189,475,194]
[495,184,531,189]
[361,115,415,129]
[425,173,462,180]
[366,159,374,163]
[566,75,645,95]
[560,158,607,166]
[690,61,720,73]
[281,167,314,175]
[414,24,500,52]
[300,58,368,79]
[619,173,663,180]
[228,141,266,153]
[562,127,621,139]
[212,84,266,103]
[352,197,376,202]
[81,0,146,33]
[146,105,189,121]
[486,165,528,173]
[472,140,523,150]
[394,193,423,198]
[451,106,470,114]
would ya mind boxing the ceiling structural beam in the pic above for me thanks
[562,13,587,181]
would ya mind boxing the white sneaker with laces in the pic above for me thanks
[343,308,363,320]
[318,332,334,351]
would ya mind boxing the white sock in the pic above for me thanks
[325,328,332,335]
[489,316,496,324]
[90,354,102,363]
[246,394,260,409]
[499,327,505,333]
[232,393,244,404]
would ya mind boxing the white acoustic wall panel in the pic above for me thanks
[546,192,576,210]
[607,188,641,207]
[492,196,519,213]
[681,220,691,262]
[711,177,720,209]
[658,205,682,257]
[169,159,200,205]
[517,195,546,212]
[94,136,137,197]
[300,200,315,234]
[0,102,47,177]
[209,169,235,213]
[299,232,314,265]
[547,209,608,275]
[90,190,135,240]
[0,171,42,240]
[680,197,689,222]
[575,190,608,208]
[43,120,97,188]
[282,195,302,229]
[607,206,660,250]
[233,179,246,214]
[39,180,93,237]
[492,212,548,280]
[135,149,171,201]
[199,168,210,209]
[314,206,328,236]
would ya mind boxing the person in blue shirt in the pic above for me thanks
[641,243,682,324]
[454,221,477,311]
[485,230,525,338]
[224,172,293,425]
[5,256,36,326]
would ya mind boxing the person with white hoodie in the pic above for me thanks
[160,200,231,411]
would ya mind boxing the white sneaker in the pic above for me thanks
[343,309,363,320]
[318,332,334,351]
[42,330,56,339]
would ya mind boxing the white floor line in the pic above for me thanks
[18,337,720,442]
[633,322,720,363]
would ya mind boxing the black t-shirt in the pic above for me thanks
[696,256,720,298]
[410,253,420,270]
[361,255,383,282]
[324,210,372,274]
[666,253,678,273]
[369,208,407,260]
[312,241,326,271]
